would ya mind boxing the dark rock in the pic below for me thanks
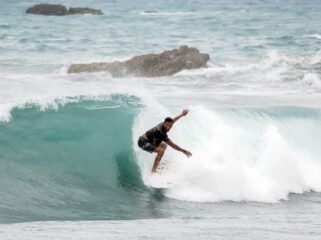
[26,4,103,16]
[26,4,67,16]
[68,7,103,15]
[68,46,210,77]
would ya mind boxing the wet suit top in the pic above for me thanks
[145,122,169,147]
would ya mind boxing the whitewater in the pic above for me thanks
[1,0,321,239]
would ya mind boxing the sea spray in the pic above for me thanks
[134,105,321,202]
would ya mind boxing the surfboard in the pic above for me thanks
[148,181,173,190]
[149,186,170,190]
[149,186,168,199]
[146,165,174,189]
[146,176,172,188]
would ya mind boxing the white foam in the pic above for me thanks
[0,71,152,121]
[133,105,321,203]
[304,34,321,40]
[302,73,321,89]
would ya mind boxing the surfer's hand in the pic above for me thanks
[181,109,189,116]
[183,150,192,157]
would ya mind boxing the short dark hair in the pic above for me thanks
[164,117,174,123]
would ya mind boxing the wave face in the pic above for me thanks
[2,94,321,223]
[0,95,152,223]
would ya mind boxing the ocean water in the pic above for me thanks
[1,0,321,239]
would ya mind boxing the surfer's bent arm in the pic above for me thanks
[165,139,192,157]
[173,109,189,123]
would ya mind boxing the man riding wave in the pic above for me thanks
[138,109,192,173]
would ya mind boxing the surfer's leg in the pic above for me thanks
[159,142,167,151]
[151,143,167,173]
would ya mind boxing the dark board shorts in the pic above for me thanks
[138,136,157,153]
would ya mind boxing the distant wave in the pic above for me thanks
[303,34,321,40]
[139,11,197,16]
[302,73,321,89]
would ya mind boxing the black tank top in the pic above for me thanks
[145,122,169,146]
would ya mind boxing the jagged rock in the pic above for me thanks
[68,7,103,15]
[68,46,210,77]
[26,4,103,16]
[26,4,67,16]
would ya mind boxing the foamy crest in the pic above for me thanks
[302,73,321,89]
[134,105,321,203]
[304,34,321,40]
[140,11,197,16]
[0,72,150,122]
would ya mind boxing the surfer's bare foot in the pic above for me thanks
[151,144,166,173]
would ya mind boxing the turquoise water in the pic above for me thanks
[1,98,321,225]
[0,96,146,223]
[1,0,321,239]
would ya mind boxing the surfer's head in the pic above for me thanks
[163,117,174,132]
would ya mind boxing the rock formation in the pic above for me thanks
[26,4,68,16]
[26,4,103,16]
[68,46,210,78]
[68,7,103,15]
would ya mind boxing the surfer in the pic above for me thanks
[138,109,192,173]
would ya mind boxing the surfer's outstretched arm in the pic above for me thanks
[165,139,192,157]
[172,109,189,123]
